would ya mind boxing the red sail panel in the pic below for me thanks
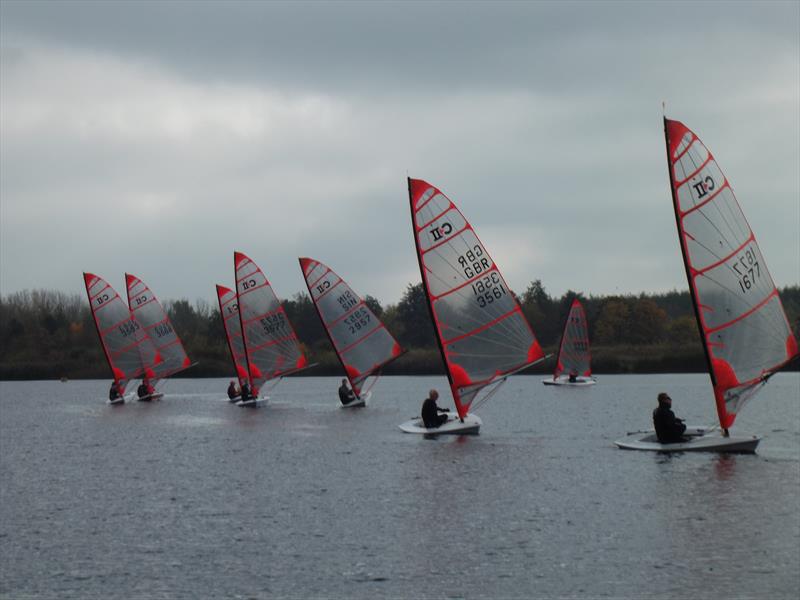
[299,257,403,398]
[216,284,249,388]
[126,273,192,382]
[408,178,544,419]
[234,251,307,395]
[82,272,145,394]
[554,298,591,378]
[664,118,798,429]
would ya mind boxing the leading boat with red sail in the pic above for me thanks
[399,178,547,434]
[542,298,596,386]
[83,272,147,404]
[616,117,798,452]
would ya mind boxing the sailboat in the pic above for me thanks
[234,251,312,407]
[216,284,249,402]
[299,257,404,407]
[615,117,798,452]
[83,272,146,405]
[542,298,596,386]
[125,273,193,401]
[398,178,547,434]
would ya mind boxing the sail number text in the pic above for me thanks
[153,322,174,338]
[732,246,760,293]
[118,319,140,338]
[344,307,371,334]
[471,272,507,308]
[260,313,286,336]
[337,291,358,312]
[458,245,491,279]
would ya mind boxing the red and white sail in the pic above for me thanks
[216,284,249,388]
[408,178,545,420]
[554,298,591,379]
[83,272,145,394]
[125,273,192,382]
[299,257,403,398]
[664,118,798,429]
[234,251,308,395]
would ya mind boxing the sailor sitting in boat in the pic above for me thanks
[568,370,578,383]
[109,381,122,401]
[240,382,254,402]
[227,380,240,400]
[421,389,449,428]
[338,379,356,405]
[137,378,154,399]
[653,392,687,443]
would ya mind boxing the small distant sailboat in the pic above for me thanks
[83,272,146,404]
[398,178,547,435]
[616,117,798,453]
[542,298,596,386]
[125,273,193,401]
[215,284,249,402]
[299,257,404,407]
[234,251,313,407]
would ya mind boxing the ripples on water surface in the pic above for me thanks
[1,374,798,599]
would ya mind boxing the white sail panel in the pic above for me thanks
[216,284,249,388]
[664,118,798,428]
[409,178,545,419]
[299,257,403,397]
[82,273,145,394]
[126,273,192,382]
[235,251,307,395]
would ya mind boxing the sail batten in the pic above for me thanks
[408,178,544,419]
[664,117,798,428]
[299,256,403,399]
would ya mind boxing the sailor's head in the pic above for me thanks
[658,392,671,406]
[230,380,235,385]
[341,379,347,385]
[429,389,439,400]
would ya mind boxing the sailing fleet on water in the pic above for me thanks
[82,117,798,452]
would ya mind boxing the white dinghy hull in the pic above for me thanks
[615,426,760,453]
[398,413,482,435]
[237,397,269,408]
[340,391,370,408]
[542,376,596,387]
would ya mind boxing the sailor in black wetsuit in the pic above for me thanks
[338,379,356,405]
[568,370,578,383]
[421,389,449,428]
[227,380,240,401]
[653,392,687,443]
[240,382,253,402]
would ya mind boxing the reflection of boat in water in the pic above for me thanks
[542,298,595,387]
[299,257,404,408]
[234,251,314,408]
[398,178,546,435]
[616,117,798,453]
[83,272,147,405]
[126,273,193,402]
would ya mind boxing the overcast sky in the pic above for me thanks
[1,0,798,308]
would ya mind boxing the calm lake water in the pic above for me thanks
[1,374,798,599]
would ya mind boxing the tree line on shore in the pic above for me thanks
[1,282,798,380]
